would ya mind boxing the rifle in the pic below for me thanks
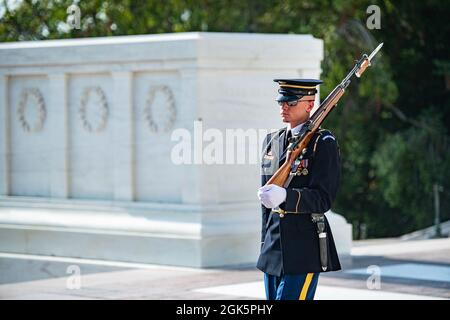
[266,43,383,188]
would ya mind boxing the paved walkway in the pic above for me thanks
[0,238,449,300]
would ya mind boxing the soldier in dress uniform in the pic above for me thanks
[256,79,342,300]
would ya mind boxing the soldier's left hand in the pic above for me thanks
[257,184,287,209]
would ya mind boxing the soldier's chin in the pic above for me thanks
[281,116,289,122]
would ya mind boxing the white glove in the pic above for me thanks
[257,184,287,209]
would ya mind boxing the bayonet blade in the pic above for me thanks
[368,42,383,62]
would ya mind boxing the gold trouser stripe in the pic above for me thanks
[299,273,314,300]
[280,84,316,89]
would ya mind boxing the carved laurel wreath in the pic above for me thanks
[144,86,176,133]
[17,88,46,132]
[79,86,109,133]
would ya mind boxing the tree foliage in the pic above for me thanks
[1,0,449,238]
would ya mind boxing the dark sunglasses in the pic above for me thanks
[278,99,315,107]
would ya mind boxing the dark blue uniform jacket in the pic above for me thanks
[256,127,342,276]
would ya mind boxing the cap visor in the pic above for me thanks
[276,94,302,102]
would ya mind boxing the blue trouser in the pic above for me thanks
[264,272,320,300]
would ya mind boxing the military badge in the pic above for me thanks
[295,158,309,175]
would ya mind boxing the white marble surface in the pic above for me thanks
[0,32,350,267]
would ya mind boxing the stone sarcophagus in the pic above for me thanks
[0,32,351,267]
